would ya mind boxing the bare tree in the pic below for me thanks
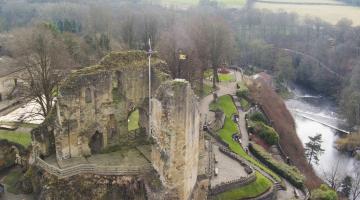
[208,17,234,88]
[323,160,344,191]
[9,25,75,118]
[120,15,136,50]
[189,12,234,88]
[351,171,360,200]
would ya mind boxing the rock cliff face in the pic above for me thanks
[32,51,206,200]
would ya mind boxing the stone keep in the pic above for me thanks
[151,80,200,200]
[39,51,201,200]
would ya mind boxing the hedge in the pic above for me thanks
[249,111,268,125]
[249,143,304,189]
[248,121,279,145]
[236,82,249,98]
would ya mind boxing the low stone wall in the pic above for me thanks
[210,173,256,195]
[218,146,252,173]
[209,111,225,132]
[35,157,152,179]
[245,186,277,200]
[209,146,256,196]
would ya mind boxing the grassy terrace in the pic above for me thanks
[209,95,282,184]
[219,73,236,82]
[0,130,31,148]
[215,172,272,200]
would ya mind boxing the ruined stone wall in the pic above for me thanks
[151,80,200,200]
[33,51,203,199]
[54,51,169,160]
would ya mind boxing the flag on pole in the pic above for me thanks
[179,53,187,60]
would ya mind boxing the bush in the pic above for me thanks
[249,111,268,124]
[249,121,279,145]
[249,143,304,189]
[236,82,249,98]
[240,98,250,111]
[311,184,338,200]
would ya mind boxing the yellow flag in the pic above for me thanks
[179,54,187,60]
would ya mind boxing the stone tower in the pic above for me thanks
[151,79,200,200]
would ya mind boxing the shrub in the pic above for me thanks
[249,111,268,124]
[236,82,249,98]
[311,184,338,200]
[249,143,304,189]
[249,121,279,145]
[240,98,250,111]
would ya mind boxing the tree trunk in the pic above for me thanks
[212,67,219,89]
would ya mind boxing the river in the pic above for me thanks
[285,85,360,179]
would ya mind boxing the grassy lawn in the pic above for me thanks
[128,109,140,131]
[255,1,360,26]
[0,121,38,129]
[219,73,236,82]
[0,130,31,148]
[210,95,282,184]
[215,172,272,200]
[161,0,245,6]
[240,98,250,111]
[3,168,22,194]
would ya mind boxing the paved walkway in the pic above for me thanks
[210,144,247,188]
[45,148,150,169]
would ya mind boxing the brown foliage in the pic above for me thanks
[336,131,360,152]
[247,78,323,189]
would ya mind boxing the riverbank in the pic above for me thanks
[245,77,323,189]
[286,85,360,179]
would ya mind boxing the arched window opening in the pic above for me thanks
[128,109,140,132]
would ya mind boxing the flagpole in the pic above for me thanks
[148,38,152,137]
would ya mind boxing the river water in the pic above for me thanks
[285,85,360,179]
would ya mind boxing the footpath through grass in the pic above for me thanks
[0,130,31,148]
[209,95,282,183]
[215,172,272,200]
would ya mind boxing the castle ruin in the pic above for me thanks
[31,51,207,200]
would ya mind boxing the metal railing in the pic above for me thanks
[35,156,152,179]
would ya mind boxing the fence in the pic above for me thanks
[35,156,152,179]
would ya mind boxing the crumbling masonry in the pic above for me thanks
[32,51,205,200]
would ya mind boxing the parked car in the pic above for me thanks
[214,168,219,176]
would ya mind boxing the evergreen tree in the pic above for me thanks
[341,176,352,198]
[305,134,325,165]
